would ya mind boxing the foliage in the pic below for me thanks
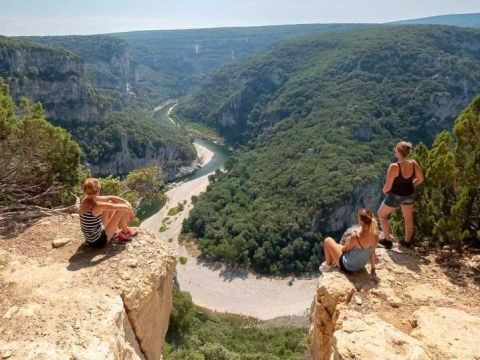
[164,289,307,359]
[179,256,188,265]
[393,96,480,245]
[0,79,83,208]
[56,106,196,168]
[179,26,480,274]
[97,167,166,225]
[168,202,185,216]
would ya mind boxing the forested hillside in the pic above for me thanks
[23,35,172,107]
[0,36,196,177]
[24,24,370,100]
[179,25,480,274]
[114,24,371,94]
[394,12,480,28]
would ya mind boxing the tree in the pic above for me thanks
[0,79,83,226]
[393,96,480,245]
[167,288,196,346]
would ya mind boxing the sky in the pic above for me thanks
[1,0,480,36]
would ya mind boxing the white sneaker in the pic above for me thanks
[319,263,334,273]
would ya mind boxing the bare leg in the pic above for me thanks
[104,211,130,240]
[400,204,415,242]
[324,237,333,264]
[378,203,395,240]
[102,209,115,227]
[324,237,344,267]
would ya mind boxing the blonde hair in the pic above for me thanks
[82,178,101,196]
[80,178,101,214]
[395,141,413,157]
[358,208,378,235]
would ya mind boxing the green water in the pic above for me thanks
[137,137,230,222]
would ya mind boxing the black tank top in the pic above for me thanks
[390,161,415,196]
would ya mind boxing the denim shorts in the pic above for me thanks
[383,193,415,208]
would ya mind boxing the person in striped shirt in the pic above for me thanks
[79,178,137,247]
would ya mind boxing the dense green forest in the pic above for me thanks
[179,26,480,274]
[56,107,195,167]
[163,289,307,359]
[24,24,372,100]
[114,24,373,94]
[392,95,480,245]
[0,36,196,173]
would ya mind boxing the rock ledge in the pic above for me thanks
[309,247,480,360]
[0,215,176,360]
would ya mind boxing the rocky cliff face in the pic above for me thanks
[0,215,176,360]
[316,179,383,235]
[0,42,95,123]
[309,246,480,359]
[88,132,199,181]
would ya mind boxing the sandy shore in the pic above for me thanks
[141,142,318,320]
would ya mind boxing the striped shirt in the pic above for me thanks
[79,207,104,243]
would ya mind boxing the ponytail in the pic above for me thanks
[358,208,378,236]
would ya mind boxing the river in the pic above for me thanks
[141,109,318,320]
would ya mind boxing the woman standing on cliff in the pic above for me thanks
[80,178,137,247]
[323,209,378,273]
[378,141,424,249]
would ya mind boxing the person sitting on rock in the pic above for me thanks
[79,178,138,247]
[323,208,378,273]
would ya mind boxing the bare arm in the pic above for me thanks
[412,160,424,187]
[382,164,397,194]
[92,201,134,217]
[97,195,130,206]
[342,234,358,253]
[370,249,376,270]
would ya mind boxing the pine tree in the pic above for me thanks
[0,78,83,217]
[397,96,480,246]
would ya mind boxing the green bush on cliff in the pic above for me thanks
[97,166,167,223]
[0,79,83,208]
[180,26,480,273]
[392,96,480,245]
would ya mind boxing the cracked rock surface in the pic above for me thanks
[0,215,176,360]
[309,246,480,360]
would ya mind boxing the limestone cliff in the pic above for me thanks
[0,37,113,125]
[309,247,480,359]
[0,215,176,360]
[87,132,199,181]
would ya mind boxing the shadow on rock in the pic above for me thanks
[385,248,422,273]
[435,249,480,287]
[67,242,126,271]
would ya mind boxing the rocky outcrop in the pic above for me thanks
[319,179,383,234]
[0,215,176,359]
[0,39,110,124]
[87,132,198,180]
[309,247,480,359]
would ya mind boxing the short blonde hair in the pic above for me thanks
[395,141,413,157]
[82,178,101,196]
